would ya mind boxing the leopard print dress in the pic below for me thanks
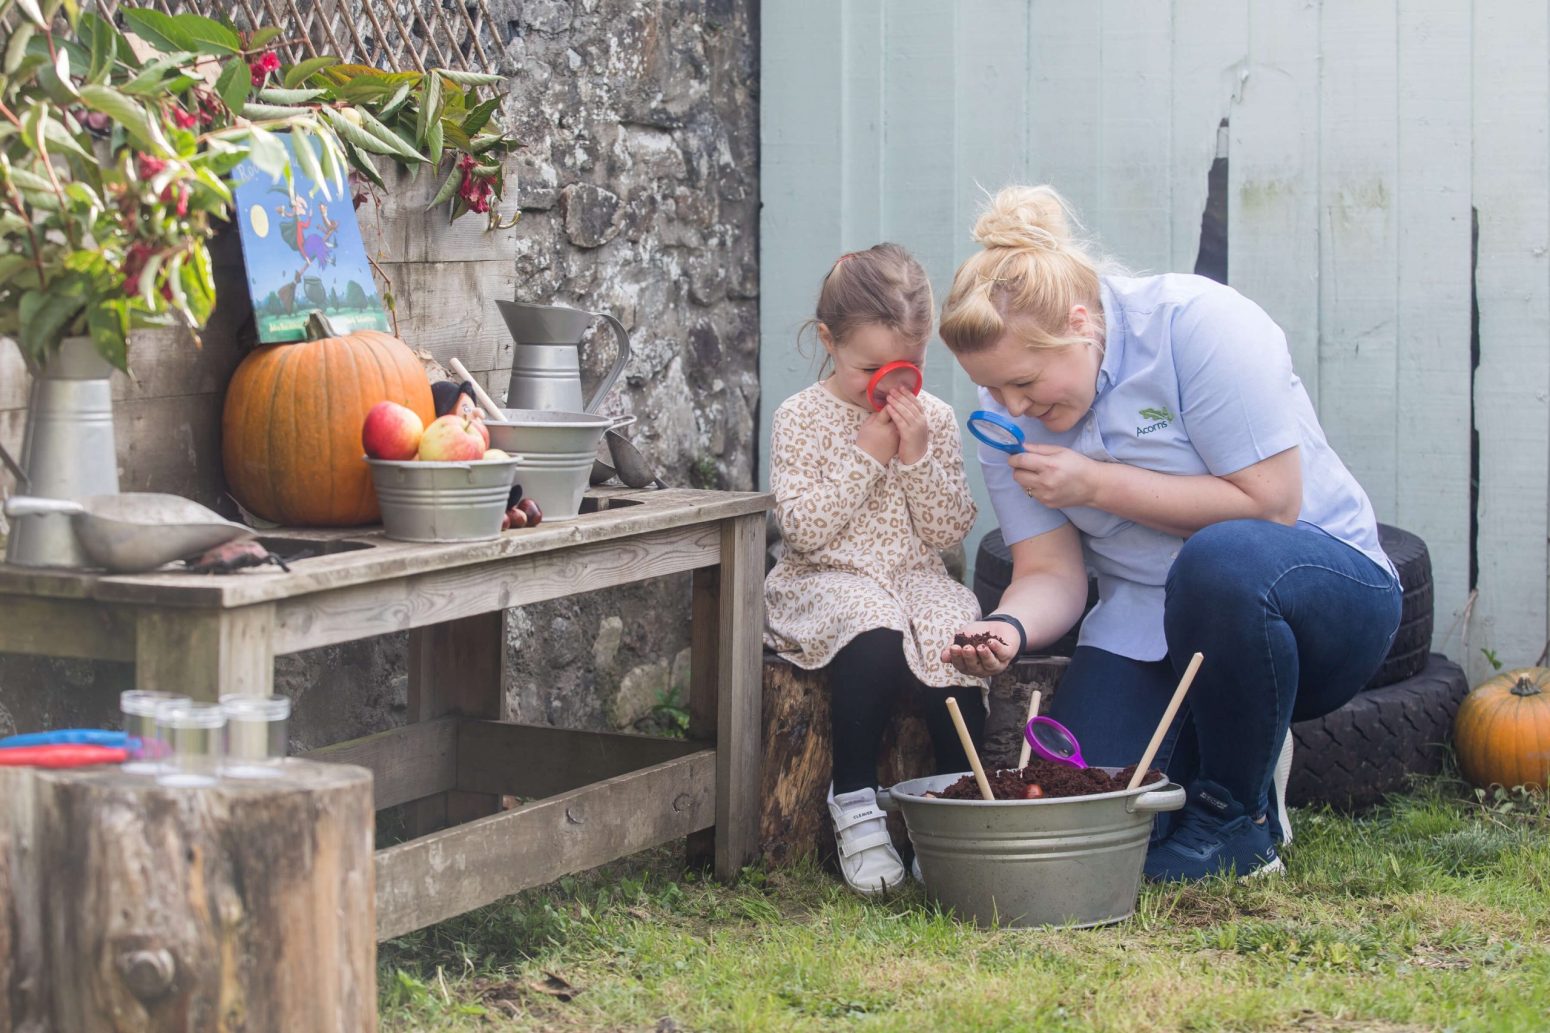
[764,382,987,691]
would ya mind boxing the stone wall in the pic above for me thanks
[0,0,760,747]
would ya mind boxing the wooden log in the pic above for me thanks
[983,655,1071,770]
[758,653,935,866]
[0,760,376,1032]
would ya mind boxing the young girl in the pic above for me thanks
[764,243,987,896]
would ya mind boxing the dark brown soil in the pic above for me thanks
[953,631,1006,648]
[932,758,1164,800]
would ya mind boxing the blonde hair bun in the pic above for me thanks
[972,185,1074,252]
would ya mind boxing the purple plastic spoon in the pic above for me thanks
[1023,715,1088,769]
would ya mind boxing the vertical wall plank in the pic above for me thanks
[757,0,847,488]
[951,0,1032,558]
[1471,4,1550,674]
[1169,1,1248,275]
[1095,0,1174,272]
[1228,2,1321,405]
[1396,2,1473,651]
[1317,3,1400,518]
[882,0,958,406]
[1027,1,1104,224]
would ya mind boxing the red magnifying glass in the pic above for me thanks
[866,360,923,412]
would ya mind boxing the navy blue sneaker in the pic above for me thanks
[1144,779,1285,883]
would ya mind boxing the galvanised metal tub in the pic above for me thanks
[878,769,1184,928]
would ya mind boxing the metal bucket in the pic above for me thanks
[509,449,595,521]
[878,770,1184,928]
[365,457,518,543]
[484,409,614,455]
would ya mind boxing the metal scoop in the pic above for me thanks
[2,493,253,573]
[1023,715,1088,769]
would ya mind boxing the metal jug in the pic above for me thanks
[2,336,121,569]
[495,301,632,414]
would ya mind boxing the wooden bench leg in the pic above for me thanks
[406,611,506,835]
[687,513,764,877]
[134,605,275,700]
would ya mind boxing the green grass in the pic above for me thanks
[378,777,1550,1032]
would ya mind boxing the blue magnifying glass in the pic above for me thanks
[966,410,1027,454]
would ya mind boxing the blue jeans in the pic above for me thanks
[1046,520,1402,825]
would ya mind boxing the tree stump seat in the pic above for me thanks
[757,651,1072,866]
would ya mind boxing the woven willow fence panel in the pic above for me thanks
[26,1,505,73]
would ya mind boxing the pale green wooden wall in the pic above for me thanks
[761,1,1547,681]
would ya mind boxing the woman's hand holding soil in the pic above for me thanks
[1010,444,1105,509]
[887,391,930,465]
[942,621,1019,677]
[856,407,900,465]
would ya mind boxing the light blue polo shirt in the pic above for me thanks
[979,273,1398,661]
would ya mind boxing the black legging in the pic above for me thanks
[828,627,987,794]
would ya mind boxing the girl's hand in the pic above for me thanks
[1010,445,1105,509]
[857,408,900,465]
[940,621,1020,677]
[887,391,929,465]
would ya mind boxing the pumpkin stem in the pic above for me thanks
[305,311,344,340]
[1511,676,1543,697]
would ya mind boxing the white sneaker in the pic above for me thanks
[1273,729,1293,845]
[827,784,906,897]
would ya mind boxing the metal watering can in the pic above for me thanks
[496,301,632,414]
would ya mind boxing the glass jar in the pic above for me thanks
[119,690,189,774]
[154,701,226,788]
[219,694,291,778]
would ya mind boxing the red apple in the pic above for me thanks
[361,401,424,460]
[417,414,487,461]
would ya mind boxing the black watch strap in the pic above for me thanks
[982,613,1027,655]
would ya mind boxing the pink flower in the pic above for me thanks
[457,156,494,214]
[134,154,167,180]
[121,242,155,295]
[160,184,190,217]
[248,51,281,85]
[169,105,198,130]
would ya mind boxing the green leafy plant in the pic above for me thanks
[0,1,515,370]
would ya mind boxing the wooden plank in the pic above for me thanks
[1470,4,1550,677]
[455,720,700,799]
[1395,1,1472,651]
[133,604,275,700]
[1169,0,1248,274]
[951,0,1029,565]
[0,597,135,662]
[1096,0,1173,272]
[841,0,884,250]
[1228,1,1321,405]
[305,717,459,811]
[408,612,506,829]
[3,489,772,609]
[113,391,230,512]
[882,0,957,404]
[711,513,765,879]
[1316,2,1399,518]
[274,523,722,653]
[376,260,517,377]
[1026,2,1102,230]
[757,0,845,489]
[375,750,715,940]
[684,563,720,869]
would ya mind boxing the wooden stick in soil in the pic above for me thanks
[1016,689,1043,769]
[945,697,995,801]
[1127,651,1203,790]
[449,357,504,418]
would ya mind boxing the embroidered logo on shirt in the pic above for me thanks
[1136,406,1174,436]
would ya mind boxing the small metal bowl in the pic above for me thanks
[365,457,518,543]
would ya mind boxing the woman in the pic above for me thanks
[939,186,1401,882]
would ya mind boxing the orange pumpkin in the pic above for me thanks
[222,314,434,526]
[1453,667,1550,790]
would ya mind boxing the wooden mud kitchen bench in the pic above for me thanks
[0,486,771,939]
